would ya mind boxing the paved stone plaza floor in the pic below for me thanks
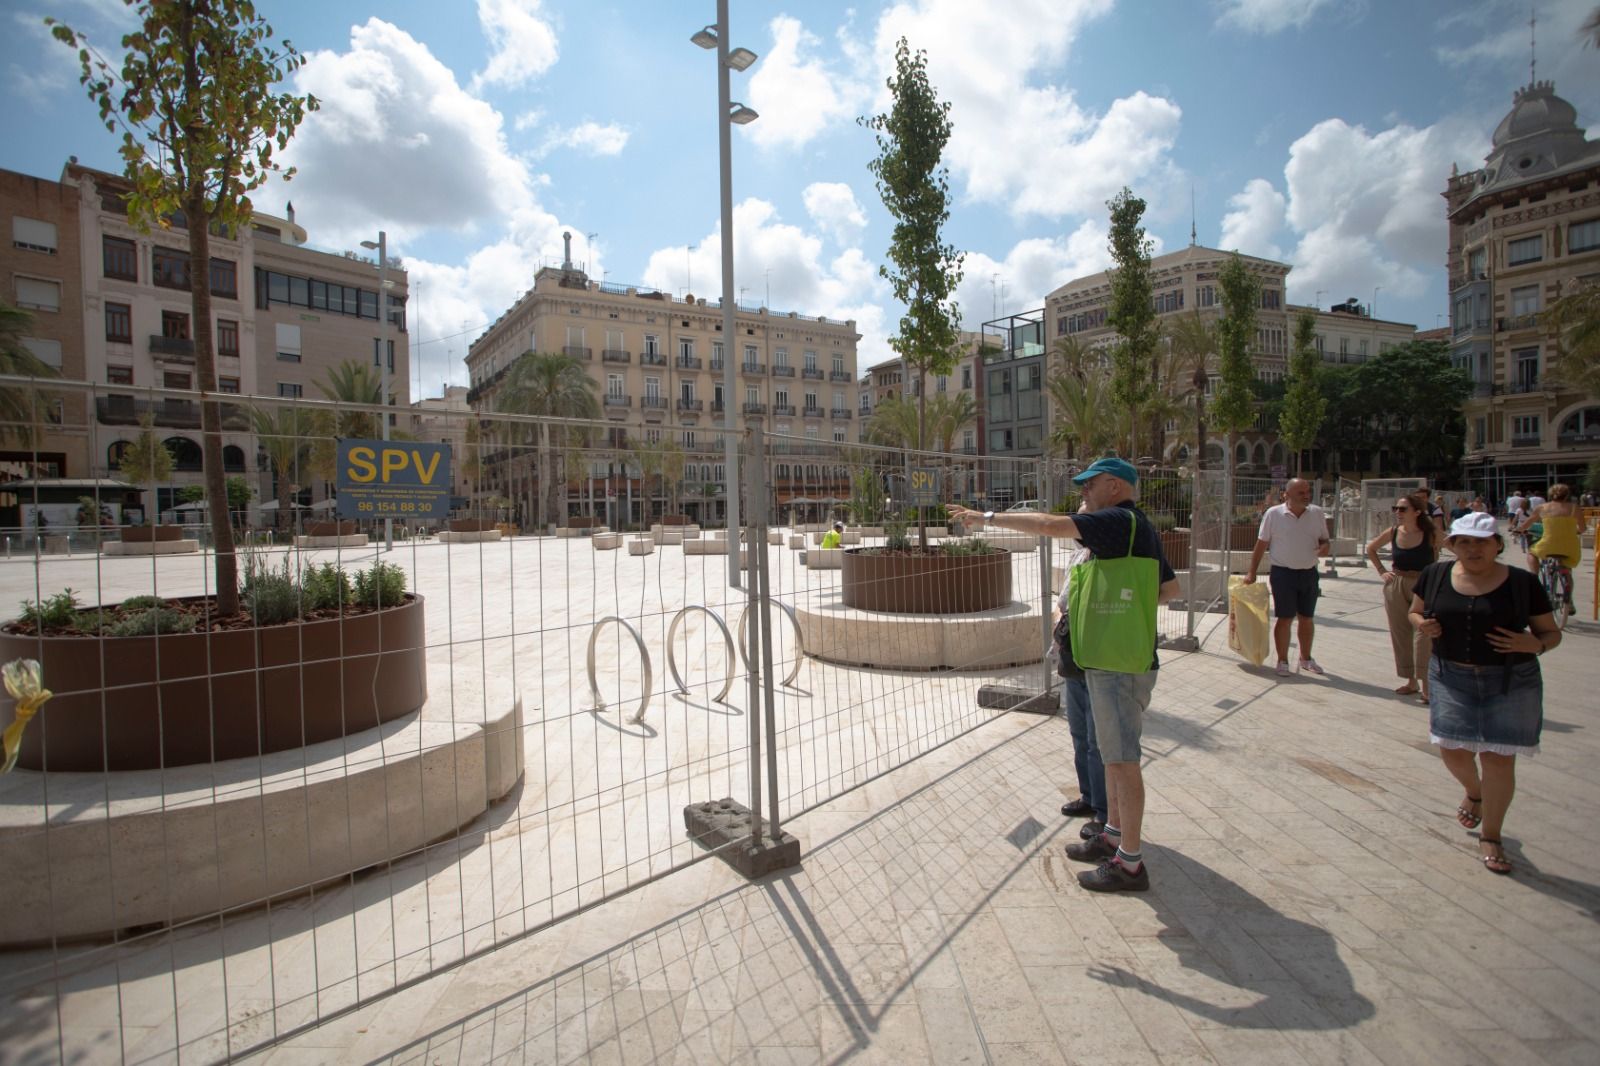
[2,532,1596,1064]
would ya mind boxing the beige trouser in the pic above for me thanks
[1382,570,1432,681]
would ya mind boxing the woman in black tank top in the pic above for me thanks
[1365,493,1440,700]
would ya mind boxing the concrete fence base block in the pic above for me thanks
[976,684,1059,714]
[683,798,801,878]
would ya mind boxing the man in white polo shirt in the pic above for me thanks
[1244,478,1330,677]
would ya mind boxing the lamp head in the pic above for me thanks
[727,47,757,70]
[360,240,378,250]
[690,26,717,49]
[729,103,759,125]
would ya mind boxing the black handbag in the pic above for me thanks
[1054,613,1084,679]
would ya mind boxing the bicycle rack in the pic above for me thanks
[737,601,806,688]
[586,615,653,725]
[665,605,736,703]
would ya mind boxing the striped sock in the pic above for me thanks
[1103,824,1121,846]
[1115,847,1143,872]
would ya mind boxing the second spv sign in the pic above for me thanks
[336,440,452,520]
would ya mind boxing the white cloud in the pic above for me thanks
[954,221,1121,330]
[471,0,558,92]
[802,182,867,245]
[540,120,629,156]
[1214,0,1337,34]
[512,109,543,132]
[1218,178,1287,259]
[745,15,869,150]
[869,0,1184,220]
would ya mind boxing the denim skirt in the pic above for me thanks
[1428,657,1543,756]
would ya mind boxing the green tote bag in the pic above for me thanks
[1067,513,1159,674]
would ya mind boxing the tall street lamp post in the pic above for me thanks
[692,2,758,589]
[361,231,393,551]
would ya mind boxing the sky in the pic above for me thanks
[4,0,1599,399]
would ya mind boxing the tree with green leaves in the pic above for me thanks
[1048,365,1123,461]
[52,1,316,614]
[249,404,314,531]
[1212,254,1261,473]
[117,413,174,516]
[861,38,964,545]
[495,351,600,526]
[0,300,62,447]
[1546,280,1600,399]
[865,393,923,449]
[1105,188,1160,457]
[1164,312,1216,467]
[1278,310,1327,474]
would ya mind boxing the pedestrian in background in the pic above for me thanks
[1244,478,1331,677]
[1410,512,1561,875]
[1366,492,1441,702]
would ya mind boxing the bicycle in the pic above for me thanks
[1538,555,1573,630]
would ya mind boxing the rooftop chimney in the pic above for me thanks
[562,231,573,271]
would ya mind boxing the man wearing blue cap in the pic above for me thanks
[950,457,1179,892]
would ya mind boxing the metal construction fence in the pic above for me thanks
[1,379,1215,1063]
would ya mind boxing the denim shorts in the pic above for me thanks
[1083,668,1157,764]
[1428,658,1543,756]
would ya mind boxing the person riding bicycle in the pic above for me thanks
[1525,484,1586,603]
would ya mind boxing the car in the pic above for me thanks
[1005,500,1043,513]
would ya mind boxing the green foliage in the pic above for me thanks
[226,476,254,511]
[1212,254,1260,438]
[108,607,197,637]
[118,413,174,486]
[942,537,996,556]
[497,350,603,525]
[19,589,79,629]
[1048,366,1122,460]
[1584,459,1600,495]
[240,554,301,625]
[884,513,913,552]
[1312,339,1470,480]
[76,495,112,527]
[301,564,352,612]
[177,485,206,504]
[1546,280,1600,398]
[1277,310,1327,472]
[1105,188,1159,455]
[354,562,407,608]
[0,300,63,447]
[1050,494,1083,514]
[120,594,166,611]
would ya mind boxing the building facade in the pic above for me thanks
[1445,80,1600,502]
[465,252,860,526]
[854,331,987,500]
[409,385,472,502]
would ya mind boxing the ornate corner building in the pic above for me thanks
[1446,80,1600,500]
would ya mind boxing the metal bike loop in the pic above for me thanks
[586,615,653,725]
[737,600,806,688]
[665,605,737,703]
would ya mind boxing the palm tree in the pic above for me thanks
[925,391,977,502]
[1048,365,1122,461]
[1165,312,1218,467]
[1547,280,1600,399]
[0,300,61,446]
[248,404,315,533]
[630,436,688,523]
[866,393,924,448]
[305,359,388,485]
[496,351,600,526]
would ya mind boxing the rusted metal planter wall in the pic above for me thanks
[840,548,1012,614]
[4,595,427,772]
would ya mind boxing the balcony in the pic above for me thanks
[641,351,667,366]
[1508,378,1545,394]
[677,356,702,370]
[743,402,767,415]
[1497,313,1541,333]
[604,394,631,418]
[801,367,824,380]
[1511,433,1542,448]
[772,403,796,417]
[563,345,592,361]
[710,359,724,371]
[602,349,631,363]
[149,334,195,362]
[1453,318,1491,337]
[831,408,852,420]
[741,362,765,376]
[772,365,795,378]
[642,396,667,420]
[1473,381,1497,398]
[802,406,825,419]
[676,398,703,412]
[711,401,725,414]
[829,370,852,383]
[96,395,248,430]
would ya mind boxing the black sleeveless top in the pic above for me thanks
[1390,527,1436,572]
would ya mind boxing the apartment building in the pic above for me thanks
[1444,79,1600,502]
[1293,298,1417,369]
[409,385,472,502]
[465,245,860,526]
[1,168,88,480]
[855,332,987,499]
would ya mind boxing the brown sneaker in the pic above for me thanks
[1078,857,1150,892]
[1065,834,1116,863]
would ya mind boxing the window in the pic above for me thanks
[276,322,301,362]
[152,246,189,289]
[21,337,62,370]
[833,390,844,410]
[774,347,788,367]
[607,373,624,398]
[278,383,303,399]
[988,428,1012,451]
[103,236,137,280]
[1512,414,1540,439]
[746,386,758,406]
[14,276,60,312]
[804,391,818,410]
[680,380,695,402]
[209,257,237,299]
[962,366,972,389]
[1570,219,1600,254]
[373,337,394,371]
[163,371,191,390]
[775,388,789,408]
[644,376,661,399]
[216,318,239,357]
[1260,289,1281,310]
[832,353,844,373]
[712,340,725,366]
[644,334,660,356]
[1197,285,1215,308]
[679,337,694,360]
[744,344,758,364]
[804,350,818,370]
[107,366,134,385]
[12,217,57,254]
[161,310,190,339]
[218,376,240,394]
[1514,346,1539,389]
[1510,285,1540,317]
[105,302,132,343]
[936,375,947,393]
[1507,234,1543,266]
[605,328,624,351]
[1468,247,1487,278]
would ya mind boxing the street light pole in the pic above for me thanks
[363,231,393,551]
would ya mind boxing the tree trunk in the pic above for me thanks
[916,372,928,549]
[186,197,239,615]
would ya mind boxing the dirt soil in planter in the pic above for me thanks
[4,594,409,637]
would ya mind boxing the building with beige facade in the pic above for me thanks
[465,247,860,527]
[856,332,987,499]
[408,385,472,502]
[1445,79,1600,502]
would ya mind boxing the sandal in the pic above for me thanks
[1479,838,1513,875]
[1456,796,1482,830]
[1394,683,1420,696]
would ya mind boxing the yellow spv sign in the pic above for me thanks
[336,440,452,519]
[909,467,941,505]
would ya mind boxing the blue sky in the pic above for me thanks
[5,0,1598,397]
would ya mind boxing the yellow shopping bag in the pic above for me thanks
[1227,576,1272,666]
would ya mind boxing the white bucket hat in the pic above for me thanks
[1448,512,1498,539]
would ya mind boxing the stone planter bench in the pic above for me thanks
[806,547,844,570]
[684,537,728,555]
[294,533,369,549]
[627,537,655,556]
[768,530,785,545]
[437,528,503,544]
[789,534,806,549]
[592,532,623,550]
[654,530,684,546]
[841,530,862,545]
[104,537,199,556]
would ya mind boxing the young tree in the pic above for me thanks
[52,1,316,615]
[1278,310,1327,474]
[1211,254,1261,474]
[1105,188,1160,457]
[861,38,964,546]
[118,413,174,518]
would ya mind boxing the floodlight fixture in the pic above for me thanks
[729,103,759,125]
[728,47,757,70]
[690,26,717,49]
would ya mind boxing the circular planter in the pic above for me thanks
[4,595,428,772]
[120,525,184,543]
[841,548,1012,614]
[1192,524,1259,551]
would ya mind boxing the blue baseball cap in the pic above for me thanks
[1072,457,1139,486]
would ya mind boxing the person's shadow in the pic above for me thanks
[1087,851,1375,1028]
